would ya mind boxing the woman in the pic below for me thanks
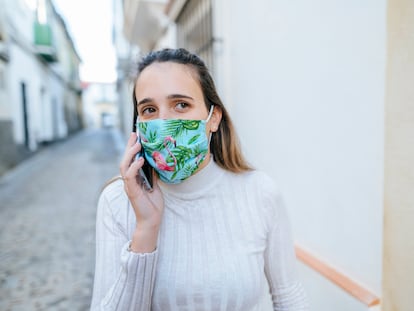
[91,48,308,310]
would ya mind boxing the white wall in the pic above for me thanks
[5,0,70,149]
[46,67,67,139]
[0,61,10,119]
[214,0,386,307]
[9,41,67,149]
[298,262,374,311]
[9,42,40,149]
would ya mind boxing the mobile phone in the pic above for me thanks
[135,119,153,192]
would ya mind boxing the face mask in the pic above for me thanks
[137,106,214,184]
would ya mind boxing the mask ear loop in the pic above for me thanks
[206,105,214,122]
[206,105,215,144]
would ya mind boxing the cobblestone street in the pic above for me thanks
[0,129,124,311]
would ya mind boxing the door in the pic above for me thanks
[20,82,29,148]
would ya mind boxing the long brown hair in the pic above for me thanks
[132,48,252,173]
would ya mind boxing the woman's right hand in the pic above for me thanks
[120,132,164,253]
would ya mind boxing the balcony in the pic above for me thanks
[33,22,57,62]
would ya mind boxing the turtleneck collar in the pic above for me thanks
[157,158,225,200]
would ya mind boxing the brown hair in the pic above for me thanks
[132,48,252,173]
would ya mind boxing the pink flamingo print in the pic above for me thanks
[152,136,177,171]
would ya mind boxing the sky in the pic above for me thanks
[52,0,117,83]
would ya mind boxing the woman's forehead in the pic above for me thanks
[135,62,202,98]
[139,62,198,82]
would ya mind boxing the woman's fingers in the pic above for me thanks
[118,134,164,233]
[124,156,144,181]
[120,134,142,177]
[127,132,137,147]
[122,156,145,198]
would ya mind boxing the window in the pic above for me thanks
[176,0,213,70]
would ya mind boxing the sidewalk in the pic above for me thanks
[0,128,125,311]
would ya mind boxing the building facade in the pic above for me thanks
[114,0,414,310]
[0,0,82,175]
[82,82,118,129]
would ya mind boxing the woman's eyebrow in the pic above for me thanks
[137,97,153,105]
[138,94,194,106]
[167,94,194,101]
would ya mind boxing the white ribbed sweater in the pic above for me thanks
[90,160,308,311]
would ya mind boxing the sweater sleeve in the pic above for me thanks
[263,188,309,311]
[90,185,158,311]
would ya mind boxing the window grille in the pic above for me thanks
[176,0,213,70]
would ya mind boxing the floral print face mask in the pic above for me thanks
[137,106,214,184]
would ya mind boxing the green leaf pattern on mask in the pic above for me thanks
[160,119,200,138]
[187,134,200,145]
[138,122,147,134]
[168,145,193,169]
[138,119,208,183]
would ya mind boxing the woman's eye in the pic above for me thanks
[141,107,156,115]
[175,102,189,110]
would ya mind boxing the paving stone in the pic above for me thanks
[0,128,123,311]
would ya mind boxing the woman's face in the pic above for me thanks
[136,62,206,120]
[135,61,222,172]
[134,62,221,130]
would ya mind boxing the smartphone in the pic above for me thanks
[135,119,153,192]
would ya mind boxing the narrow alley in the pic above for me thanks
[0,129,124,311]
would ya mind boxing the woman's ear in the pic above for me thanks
[210,106,222,132]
